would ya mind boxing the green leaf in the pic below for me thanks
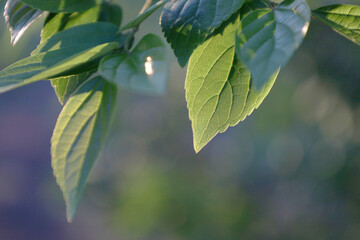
[161,0,245,67]
[51,71,94,104]
[4,0,43,44]
[186,16,239,152]
[235,0,310,89]
[33,22,120,55]
[20,0,104,12]
[51,76,117,222]
[186,15,278,152]
[312,5,360,45]
[241,0,268,12]
[120,0,167,31]
[99,34,170,95]
[98,1,122,27]
[39,3,122,105]
[0,42,118,93]
[41,2,122,42]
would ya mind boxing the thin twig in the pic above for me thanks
[139,0,154,15]
[123,0,155,51]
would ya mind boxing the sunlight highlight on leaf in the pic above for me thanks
[145,56,154,76]
[99,34,170,95]
[302,22,310,35]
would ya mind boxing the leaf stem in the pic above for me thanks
[123,0,154,51]
[139,0,154,15]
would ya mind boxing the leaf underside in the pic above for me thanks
[186,15,279,152]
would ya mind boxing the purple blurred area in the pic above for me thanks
[0,0,360,239]
[0,82,64,238]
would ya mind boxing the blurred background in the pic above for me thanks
[0,0,359,239]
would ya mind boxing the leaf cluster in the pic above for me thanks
[0,0,359,221]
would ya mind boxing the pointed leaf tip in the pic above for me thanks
[51,77,117,222]
[66,203,76,223]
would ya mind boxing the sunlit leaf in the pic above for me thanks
[51,76,117,222]
[313,4,360,45]
[186,15,278,152]
[51,71,94,104]
[39,4,122,104]
[33,22,120,55]
[41,2,122,42]
[0,42,118,93]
